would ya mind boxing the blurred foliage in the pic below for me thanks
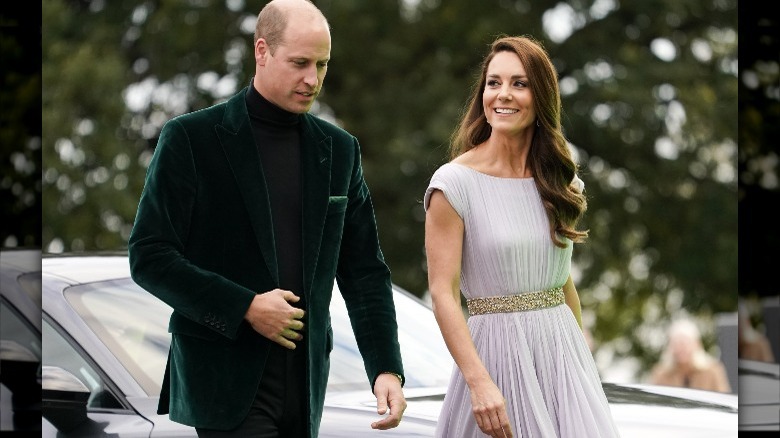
[1,7,42,248]
[42,0,739,374]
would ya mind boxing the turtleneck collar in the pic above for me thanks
[246,81,300,127]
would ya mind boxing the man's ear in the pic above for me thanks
[255,38,269,66]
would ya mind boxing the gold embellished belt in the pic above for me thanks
[466,287,564,315]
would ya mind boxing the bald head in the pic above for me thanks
[252,0,331,113]
[254,0,330,52]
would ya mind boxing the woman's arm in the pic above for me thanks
[425,189,513,438]
[563,274,583,329]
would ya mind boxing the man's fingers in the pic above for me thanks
[280,328,303,341]
[283,290,301,303]
[276,336,297,350]
[376,394,388,415]
[370,410,401,430]
[371,376,406,430]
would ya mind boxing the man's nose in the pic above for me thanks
[303,66,319,87]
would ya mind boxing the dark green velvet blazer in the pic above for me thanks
[128,86,404,436]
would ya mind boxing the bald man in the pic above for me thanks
[128,1,406,436]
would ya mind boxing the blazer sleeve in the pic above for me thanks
[334,136,404,388]
[128,119,255,340]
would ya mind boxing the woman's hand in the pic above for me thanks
[469,377,514,437]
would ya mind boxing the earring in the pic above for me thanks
[536,118,540,127]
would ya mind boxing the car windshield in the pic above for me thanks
[64,278,452,396]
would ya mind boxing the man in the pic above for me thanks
[128,0,406,436]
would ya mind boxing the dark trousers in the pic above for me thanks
[196,344,308,438]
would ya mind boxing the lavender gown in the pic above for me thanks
[424,163,620,438]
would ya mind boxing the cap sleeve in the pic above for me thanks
[423,163,467,219]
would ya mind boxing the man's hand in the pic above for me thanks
[244,289,305,349]
[371,372,407,430]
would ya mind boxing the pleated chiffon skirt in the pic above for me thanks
[435,304,621,438]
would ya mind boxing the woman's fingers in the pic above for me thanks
[473,402,513,437]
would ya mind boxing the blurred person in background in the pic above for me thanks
[650,318,731,393]
[424,35,620,438]
[738,302,776,363]
[128,0,405,436]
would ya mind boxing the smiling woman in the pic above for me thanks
[424,35,612,438]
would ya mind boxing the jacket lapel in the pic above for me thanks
[216,88,279,285]
[300,115,332,297]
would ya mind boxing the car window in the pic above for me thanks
[57,277,453,397]
[42,319,123,410]
[62,280,170,396]
[327,288,453,391]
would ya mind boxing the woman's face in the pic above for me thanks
[482,51,537,137]
[670,333,697,365]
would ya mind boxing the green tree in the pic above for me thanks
[322,0,737,374]
[42,0,738,375]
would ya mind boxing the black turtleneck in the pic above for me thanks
[246,84,304,307]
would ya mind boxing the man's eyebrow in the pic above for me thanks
[287,56,330,63]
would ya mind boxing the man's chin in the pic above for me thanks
[293,103,315,114]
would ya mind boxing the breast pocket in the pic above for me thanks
[327,196,348,216]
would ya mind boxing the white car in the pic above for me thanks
[36,254,738,436]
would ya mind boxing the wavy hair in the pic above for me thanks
[449,35,588,247]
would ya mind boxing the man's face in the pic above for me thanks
[254,19,331,114]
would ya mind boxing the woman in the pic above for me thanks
[424,35,620,437]
[650,318,732,392]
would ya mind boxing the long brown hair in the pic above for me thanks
[450,35,588,247]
